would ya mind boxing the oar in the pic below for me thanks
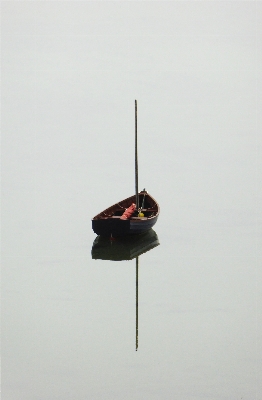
[135,100,139,210]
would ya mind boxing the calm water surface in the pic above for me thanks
[2,188,260,399]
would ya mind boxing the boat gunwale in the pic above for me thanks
[92,191,160,221]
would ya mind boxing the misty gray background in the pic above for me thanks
[1,2,262,399]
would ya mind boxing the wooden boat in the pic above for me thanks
[92,189,159,237]
[91,100,160,237]
[91,228,159,260]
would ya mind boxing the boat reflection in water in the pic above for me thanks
[92,228,159,261]
[91,229,160,350]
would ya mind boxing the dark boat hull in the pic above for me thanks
[92,214,158,237]
[92,191,159,237]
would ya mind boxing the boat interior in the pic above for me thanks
[93,193,158,220]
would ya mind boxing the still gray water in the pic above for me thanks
[2,2,262,399]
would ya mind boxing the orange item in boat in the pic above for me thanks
[120,203,136,220]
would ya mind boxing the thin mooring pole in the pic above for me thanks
[135,100,139,209]
[136,256,139,351]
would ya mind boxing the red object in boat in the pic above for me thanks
[120,203,136,220]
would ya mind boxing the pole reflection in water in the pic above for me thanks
[136,256,138,351]
[91,229,160,351]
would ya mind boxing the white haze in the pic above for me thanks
[2,2,262,400]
